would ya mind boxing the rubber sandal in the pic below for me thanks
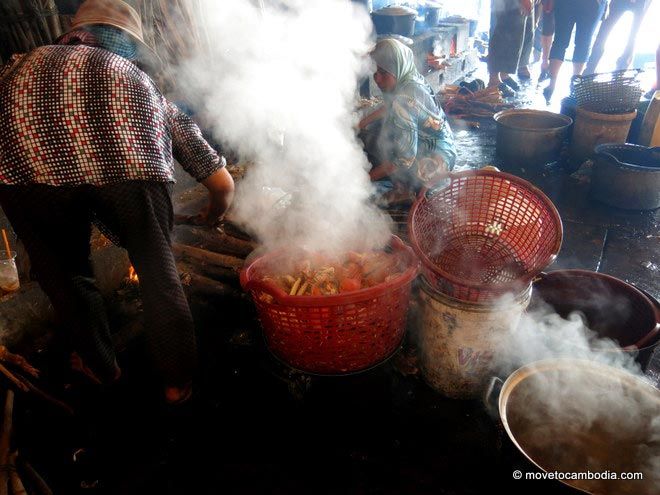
[501,77,520,91]
[543,86,554,104]
[538,70,550,83]
[517,70,531,80]
[497,83,516,98]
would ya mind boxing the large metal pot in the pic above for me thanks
[494,109,572,171]
[531,270,660,370]
[371,6,417,37]
[487,359,660,494]
[591,143,660,210]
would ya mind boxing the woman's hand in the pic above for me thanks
[369,161,397,181]
[358,106,386,130]
[198,168,235,226]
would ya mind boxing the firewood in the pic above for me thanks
[8,453,26,495]
[14,457,52,495]
[0,365,28,393]
[175,260,238,284]
[174,225,255,257]
[17,374,74,416]
[0,390,14,495]
[179,268,246,300]
[172,243,243,271]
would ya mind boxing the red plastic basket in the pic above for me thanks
[240,236,420,375]
[408,170,562,302]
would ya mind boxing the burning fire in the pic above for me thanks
[128,265,139,284]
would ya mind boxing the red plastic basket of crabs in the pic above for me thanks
[240,235,420,375]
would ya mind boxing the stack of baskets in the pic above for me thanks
[408,170,563,303]
[408,169,563,398]
[568,69,644,169]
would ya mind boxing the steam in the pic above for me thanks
[178,0,391,254]
[492,298,643,376]
[490,286,660,492]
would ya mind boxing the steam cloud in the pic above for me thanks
[490,290,660,491]
[178,0,391,254]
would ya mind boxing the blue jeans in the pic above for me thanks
[550,0,606,63]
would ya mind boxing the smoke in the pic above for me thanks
[177,0,391,254]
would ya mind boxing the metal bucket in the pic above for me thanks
[494,109,572,171]
[371,7,417,37]
[418,279,531,399]
[568,106,637,170]
[591,143,660,210]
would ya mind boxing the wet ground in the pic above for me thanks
[13,65,660,495]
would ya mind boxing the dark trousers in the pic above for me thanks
[488,0,535,74]
[586,0,649,73]
[0,181,196,386]
[550,0,605,63]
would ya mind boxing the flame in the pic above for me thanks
[128,265,139,284]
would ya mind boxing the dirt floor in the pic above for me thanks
[11,65,660,495]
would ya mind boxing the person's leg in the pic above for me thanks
[573,0,607,76]
[90,181,196,399]
[488,0,526,91]
[546,0,575,99]
[585,2,623,74]
[0,185,118,383]
[540,7,555,73]
[617,3,650,70]
[517,9,536,78]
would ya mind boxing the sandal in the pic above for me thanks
[517,69,531,80]
[501,77,520,91]
[543,86,554,104]
[497,83,516,98]
[538,70,550,83]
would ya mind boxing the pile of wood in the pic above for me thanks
[172,218,257,302]
[0,347,65,495]
[441,85,514,119]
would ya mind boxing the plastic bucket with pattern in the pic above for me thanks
[418,278,531,399]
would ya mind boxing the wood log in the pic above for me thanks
[15,457,52,495]
[0,390,14,495]
[175,260,238,285]
[17,374,74,417]
[172,243,243,271]
[8,453,27,495]
[179,266,246,300]
[174,225,256,258]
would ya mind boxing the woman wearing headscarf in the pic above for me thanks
[358,39,456,203]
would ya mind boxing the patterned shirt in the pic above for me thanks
[0,44,223,186]
[378,80,456,185]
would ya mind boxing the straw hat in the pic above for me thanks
[69,0,152,54]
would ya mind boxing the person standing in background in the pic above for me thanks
[487,0,535,97]
[543,0,606,102]
[585,0,652,74]
[536,0,555,81]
